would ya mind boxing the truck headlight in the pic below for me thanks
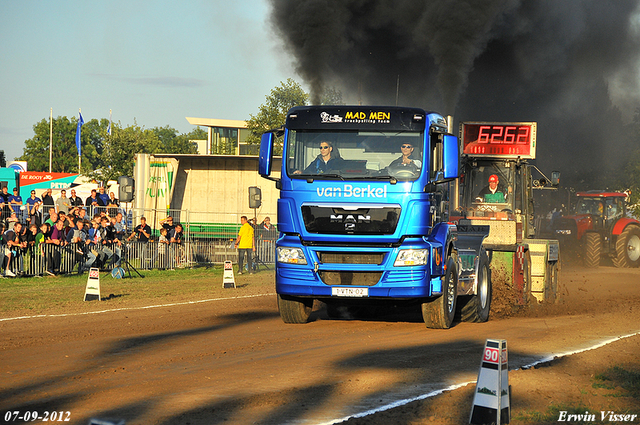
[394,249,429,266]
[277,247,307,264]
[555,229,572,235]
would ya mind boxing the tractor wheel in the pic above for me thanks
[583,232,601,268]
[460,252,492,322]
[613,226,640,268]
[422,256,458,329]
[277,294,313,324]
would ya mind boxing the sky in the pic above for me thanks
[0,0,294,163]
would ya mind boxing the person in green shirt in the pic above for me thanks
[476,174,508,203]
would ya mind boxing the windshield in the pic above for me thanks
[286,130,424,180]
[462,163,514,216]
[575,198,604,216]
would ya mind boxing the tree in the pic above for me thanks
[84,122,162,183]
[152,126,201,154]
[246,79,309,153]
[246,79,346,154]
[19,116,85,173]
[0,150,5,168]
[18,116,204,182]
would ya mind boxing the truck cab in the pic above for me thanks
[260,106,491,328]
[459,158,536,240]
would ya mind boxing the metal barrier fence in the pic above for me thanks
[1,208,278,277]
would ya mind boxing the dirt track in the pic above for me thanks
[1,264,639,425]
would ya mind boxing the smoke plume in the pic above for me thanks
[269,0,640,189]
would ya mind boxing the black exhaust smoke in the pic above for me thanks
[268,0,640,188]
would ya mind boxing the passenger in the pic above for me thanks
[294,140,343,175]
[388,142,422,170]
[476,174,508,203]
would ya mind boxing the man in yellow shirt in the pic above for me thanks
[235,215,255,274]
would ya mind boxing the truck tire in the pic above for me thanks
[584,232,601,268]
[422,256,458,329]
[613,226,640,268]
[460,252,492,322]
[277,294,313,324]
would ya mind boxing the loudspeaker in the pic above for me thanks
[249,186,262,209]
[118,176,135,202]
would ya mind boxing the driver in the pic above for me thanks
[389,142,421,171]
[476,174,508,203]
[294,140,343,175]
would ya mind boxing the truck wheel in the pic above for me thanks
[422,256,458,329]
[584,232,601,268]
[460,252,492,322]
[277,294,313,324]
[613,226,640,268]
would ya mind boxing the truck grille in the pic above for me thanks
[319,271,382,286]
[301,204,401,234]
[319,252,384,265]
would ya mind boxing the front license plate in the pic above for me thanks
[331,287,369,297]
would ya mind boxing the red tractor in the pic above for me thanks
[552,191,640,268]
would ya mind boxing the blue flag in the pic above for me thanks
[75,111,84,156]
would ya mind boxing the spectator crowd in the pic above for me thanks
[1,185,277,278]
[0,186,184,277]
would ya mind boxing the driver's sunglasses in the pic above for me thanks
[319,146,330,150]
[401,145,412,148]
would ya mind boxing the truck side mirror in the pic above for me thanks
[259,132,274,177]
[442,134,459,180]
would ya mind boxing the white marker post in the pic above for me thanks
[470,339,510,425]
[223,260,236,289]
[84,268,101,301]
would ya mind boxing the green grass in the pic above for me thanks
[513,366,640,424]
[594,366,640,398]
[0,266,275,318]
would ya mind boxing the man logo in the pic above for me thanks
[330,214,371,231]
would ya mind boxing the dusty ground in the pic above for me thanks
[1,261,639,425]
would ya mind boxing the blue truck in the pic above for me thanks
[259,106,491,328]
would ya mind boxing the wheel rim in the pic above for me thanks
[627,234,640,262]
[479,265,489,308]
[446,269,456,313]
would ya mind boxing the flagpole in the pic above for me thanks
[49,108,53,173]
[78,108,82,173]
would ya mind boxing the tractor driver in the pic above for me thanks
[476,174,508,203]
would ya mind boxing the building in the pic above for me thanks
[185,117,258,156]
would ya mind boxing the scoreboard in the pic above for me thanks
[459,122,537,159]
